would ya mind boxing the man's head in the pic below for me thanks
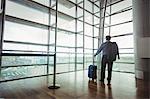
[106,35,111,41]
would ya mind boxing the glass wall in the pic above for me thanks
[100,0,134,73]
[0,0,134,82]
[0,0,100,81]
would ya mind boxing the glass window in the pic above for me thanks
[6,0,49,25]
[58,1,76,17]
[111,0,132,13]
[32,0,50,7]
[111,35,134,48]
[94,38,98,49]
[2,56,47,66]
[57,17,75,32]
[115,54,134,63]
[77,48,83,53]
[94,16,99,26]
[77,7,83,18]
[94,5,99,13]
[85,49,93,54]
[77,34,83,47]
[113,63,134,73]
[119,48,134,53]
[1,66,47,80]
[84,24,93,36]
[77,20,83,33]
[85,0,92,12]
[111,10,132,25]
[57,31,75,47]
[84,11,93,24]
[85,36,93,49]
[3,43,47,53]
[111,22,133,36]
[94,27,99,37]
[4,21,48,44]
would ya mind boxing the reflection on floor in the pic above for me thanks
[0,70,149,99]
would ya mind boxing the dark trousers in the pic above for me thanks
[101,55,113,83]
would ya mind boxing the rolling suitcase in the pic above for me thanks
[88,65,97,80]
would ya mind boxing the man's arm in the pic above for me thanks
[94,43,104,57]
[116,43,120,59]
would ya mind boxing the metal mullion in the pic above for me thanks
[114,62,135,64]
[119,53,134,54]
[98,0,101,48]
[6,15,49,30]
[101,20,133,29]
[93,33,133,39]
[92,0,94,65]
[1,64,48,68]
[3,50,47,53]
[0,0,6,79]
[53,0,58,87]
[47,0,52,75]
[83,0,85,70]
[3,40,48,46]
[56,27,76,34]
[84,35,93,38]
[78,19,94,27]
[2,53,55,56]
[75,0,77,71]
[119,48,134,49]
[84,48,93,50]
[111,33,133,38]
[101,0,108,43]
[109,0,112,35]
[0,74,52,83]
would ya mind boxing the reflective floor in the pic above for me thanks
[0,70,149,99]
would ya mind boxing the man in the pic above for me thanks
[94,35,120,85]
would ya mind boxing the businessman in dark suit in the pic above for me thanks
[94,36,120,85]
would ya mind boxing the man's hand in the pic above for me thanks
[118,56,120,59]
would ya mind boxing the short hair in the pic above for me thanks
[106,35,111,40]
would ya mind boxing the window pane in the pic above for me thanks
[3,43,47,53]
[77,34,83,47]
[111,22,133,36]
[113,63,134,73]
[4,21,48,44]
[85,36,93,49]
[94,38,98,49]
[6,0,49,25]
[119,49,134,53]
[85,0,92,12]
[2,56,47,66]
[32,0,50,7]
[111,10,132,25]
[111,35,134,48]
[1,66,47,81]
[77,20,83,33]
[116,54,134,63]
[111,0,132,13]
[84,24,93,36]
[57,17,75,32]
[58,1,76,17]
[57,31,75,47]
[85,11,93,24]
